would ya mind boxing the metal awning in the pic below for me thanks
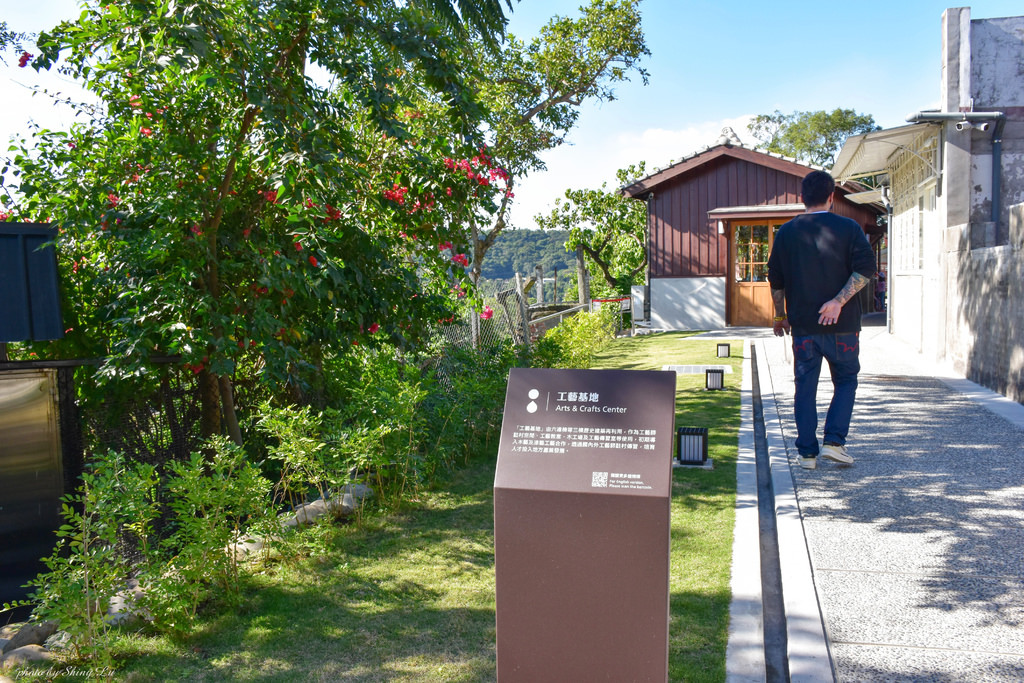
[844,189,883,205]
[708,203,805,220]
[832,123,939,181]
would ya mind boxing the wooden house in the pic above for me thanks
[621,129,884,329]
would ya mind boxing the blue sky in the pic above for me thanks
[4,1,1023,226]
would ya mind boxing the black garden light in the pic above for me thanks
[675,427,708,466]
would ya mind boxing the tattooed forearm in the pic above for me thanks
[771,288,786,316]
[833,272,870,306]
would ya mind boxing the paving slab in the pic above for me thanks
[804,519,1024,578]
[816,570,1024,650]
[831,644,1024,683]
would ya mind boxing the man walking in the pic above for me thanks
[767,170,876,469]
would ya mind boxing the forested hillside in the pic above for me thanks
[479,229,576,280]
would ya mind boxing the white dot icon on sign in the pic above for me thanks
[526,388,540,413]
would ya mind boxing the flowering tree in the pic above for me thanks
[466,0,649,287]
[535,164,647,295]
[2,0,510,442]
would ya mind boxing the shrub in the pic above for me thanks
[423,339,518,469]
[3,452,150,665]
[3,440,276,654]
[325,347,429,507]
[149,437,274,632]
[530,305,618,369]
[257,402,332,511]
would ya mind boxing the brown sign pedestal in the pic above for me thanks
[494,368,676,682]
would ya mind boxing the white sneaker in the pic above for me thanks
[820,443,853,464]
[798,455,817,470]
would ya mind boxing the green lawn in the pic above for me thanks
[595,332,741,681]
[79,333,742,682]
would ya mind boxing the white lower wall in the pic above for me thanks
[631,285,646,321]
[650,277,726,330]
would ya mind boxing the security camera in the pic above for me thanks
[976,122,990,132]
[955,121,971,131]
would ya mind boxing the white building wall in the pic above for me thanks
[650,277,726,330]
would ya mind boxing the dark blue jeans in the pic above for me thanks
[792,333,860,457]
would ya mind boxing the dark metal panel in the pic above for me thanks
[0,223,64,342]
[0,232,30,340]
[0,369,63,607]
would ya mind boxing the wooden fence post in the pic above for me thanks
[515,272,531,350]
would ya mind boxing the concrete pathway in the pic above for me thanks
[746,320,1024,681]
[708,321,1024,681]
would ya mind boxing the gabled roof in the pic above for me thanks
[620,142,824,199]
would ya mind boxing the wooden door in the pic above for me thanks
[728,222,782,327]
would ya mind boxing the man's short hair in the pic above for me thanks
[801,170,835,207]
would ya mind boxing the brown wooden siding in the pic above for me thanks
[830,197,881,232]
[648,157,804,278]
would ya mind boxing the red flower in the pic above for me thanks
[294,241,302,251]
[452,253,469,267]
[480,306,494,320]
[308,255,318,267]
[383,183,409,204]
[368,323,380,334]
[242,228,251,238]
[18,52,32,68]
[140,127,153,137]
[107,193,119,208]
[129,95,142,108]
[263,189,278,203]
[438,241,452,251]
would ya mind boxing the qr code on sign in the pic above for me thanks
[591,471,609,488]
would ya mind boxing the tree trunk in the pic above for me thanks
[198,368,221,441]
[218,375,243,446]
[576,245,590,305]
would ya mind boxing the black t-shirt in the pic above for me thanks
[766,211,876,336]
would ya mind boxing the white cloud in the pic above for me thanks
[507,114,755,229]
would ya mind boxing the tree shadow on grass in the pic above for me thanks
[113,461,501,682]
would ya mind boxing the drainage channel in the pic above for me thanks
[750,344,789,682]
